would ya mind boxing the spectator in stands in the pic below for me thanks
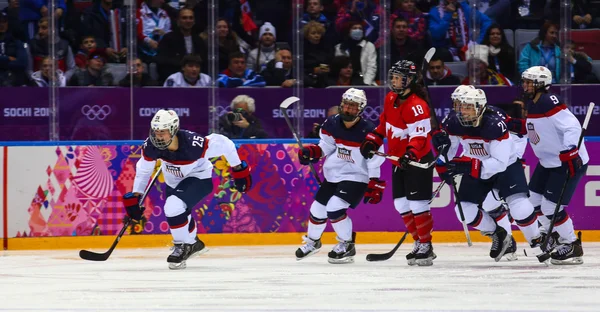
[218,51,265,87]
[390,16,427,66]
[164,54,211,87]
[29,17,75,75]
[0,12,29,86]
[307,105,340,138]
[30,56,66,87]
[156,8,207,83]
[247,0,290,46]
[391,0,428,44]
[262,48,296,87]
[564,40,599,84]
[429,0,492,61]
[219,94,269,139]
[303,21,334,88]
[302,0,338,43]
[425,54,461,85]
[118,57,158,87]
[201,18,245,72]
[74,35,96,69]
[326,55,365,86]
[81,0,128,62]
[137,0,172,64]
[67,48,114,86]
[335,0,381,47]
[2,0,26,42]
[334,21,378,85]
[481,23,516,81]
[462,44,512,86]
[247,22,278,73]
[518,21,561,83]
[545,0,600,29]
[20,0,65,41]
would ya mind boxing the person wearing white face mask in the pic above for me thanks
[334,21,378,86]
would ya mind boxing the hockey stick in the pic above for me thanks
[280,96,322,185]
[420,48,438,130]
[370,151,440,169]
[442,152,473,247]
[538,102,594,258]
[79,166,162,261]
[365,181,446,262]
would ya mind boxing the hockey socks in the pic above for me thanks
[401,212,420,242]
[414,211,433,243]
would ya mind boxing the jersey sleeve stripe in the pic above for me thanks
[142,150,154,161]
[200,137,210,158]
[527,104,567,119]
[166,159,196,165]
[462,132,509,142]
[334,138,361,147]
[321,128,333,138]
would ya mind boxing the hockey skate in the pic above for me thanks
[167,236,208,270]
[482,226,511,262]
[406,241,420,266]
[550,233,584,265]
[415,242,436,266]
[295,236,322,260]
[328,233,356,264]
[529,232,560,263]
[504,235,518,261]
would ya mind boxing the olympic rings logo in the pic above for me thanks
[362,106,381,121]
[81,105,112,121]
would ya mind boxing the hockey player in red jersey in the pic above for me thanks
[360,60,436,266]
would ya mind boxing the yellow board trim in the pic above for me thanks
[7,231,600,250]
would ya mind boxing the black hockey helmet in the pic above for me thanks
[388,60,418,96]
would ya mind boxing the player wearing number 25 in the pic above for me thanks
[123,109,252,270]
[359,60,436,266]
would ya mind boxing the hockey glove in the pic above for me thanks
[559,146,583,178]
[447,156,482,179]
[399,148,418,170]
[232,160,252,192]
[123,192,144,221]
[434,160,454,185]
[298,144,323,165]
[506,117,527,135]
[363,178,386,204]
[360,131,384,159]
[431,130,451,157]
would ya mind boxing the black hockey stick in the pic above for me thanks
[280,96,322,185]
[365,181,446,262]
[443,151,473,247]
[79,167,162,261]
[538,102,595,259]
[370,151,441,169]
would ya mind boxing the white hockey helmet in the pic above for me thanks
[340,88,367,121]
[457,89,487,127]
[451,85,475,101]
[149,109,180,149]
[521,66,552,97]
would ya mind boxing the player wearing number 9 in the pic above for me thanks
[359,60,436,266]
[124,109,252,270]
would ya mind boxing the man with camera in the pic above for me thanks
[219,95,269,139]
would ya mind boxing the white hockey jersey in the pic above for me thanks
[442,107,518,180]
[133,130,241,193]
[318,115,385,184]
[164,72,212,87]
[526,93,589,168]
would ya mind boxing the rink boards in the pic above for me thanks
[1,139,600,250]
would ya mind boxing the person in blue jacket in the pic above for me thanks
[217,51,265,88]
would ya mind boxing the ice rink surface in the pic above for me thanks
[1,243,600,312]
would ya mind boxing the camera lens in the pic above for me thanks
[227,112,241,122]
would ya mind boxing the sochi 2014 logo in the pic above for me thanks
[81,105,112,121]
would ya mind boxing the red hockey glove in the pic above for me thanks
[559,146,583,178]
[399,148,418,170]
[360,131,384,159]
[363,178,386,204]
[123,192,144,221]
[506,117,527,135]
[447,156,482,179]
[298,144,323,165]
[232,160,252,192]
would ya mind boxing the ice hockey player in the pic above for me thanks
[432,88,543,262]
[519,66,587,264]
[295,88,385,264]
[359,60,436,266]
[124,109,252,269]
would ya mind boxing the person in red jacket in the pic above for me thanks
[360,59,436,266]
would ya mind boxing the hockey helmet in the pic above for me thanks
[340,87,367,122]
[457,89,487,127]
[521,66,552,98]
[451,85,475,110]
[149,109,180,150]
[388,60,418,96]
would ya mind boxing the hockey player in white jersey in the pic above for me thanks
[295,88,385,264]
[432,88,543,262]
[124,109,252,269]
[520,66,587,264]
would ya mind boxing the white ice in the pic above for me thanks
[1,243,600,312]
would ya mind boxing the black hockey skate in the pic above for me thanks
[167,236,207,270]
[529,231,560,263]
[295,235,322,260]
[504,235,518,261]
[406,241,420,266]
[328,232,356,264]
[415,242,436,266]
[483,226,511,262]
[550,232,584,265]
